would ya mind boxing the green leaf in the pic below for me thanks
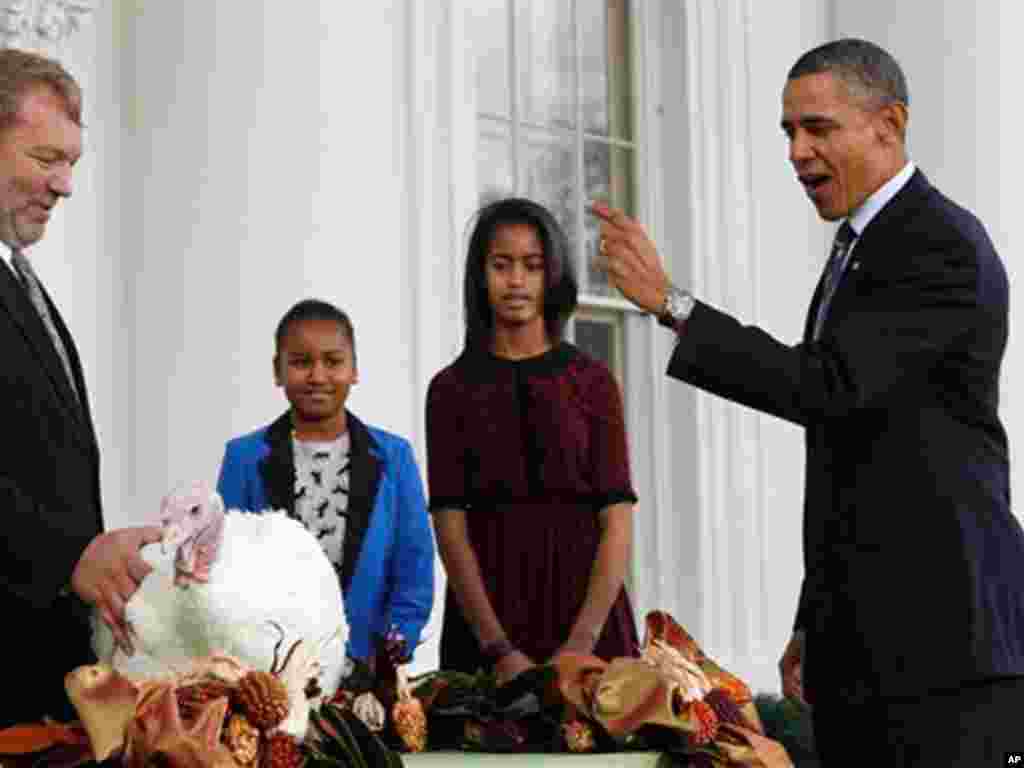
[311,708,367,768]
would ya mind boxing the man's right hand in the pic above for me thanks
[779,629,809,708]
[70,525,163,655]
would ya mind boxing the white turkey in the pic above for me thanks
[91,481,349,737]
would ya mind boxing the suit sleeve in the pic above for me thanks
[387,439,436,655]
[670,236,998,636]
[668,242,984,427]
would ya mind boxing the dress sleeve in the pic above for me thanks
[425,370,470,512]
[586,361,638,508]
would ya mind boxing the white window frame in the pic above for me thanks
[472,0,652,373]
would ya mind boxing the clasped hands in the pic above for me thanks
[493,628,599,687]
[70,525,163,655]
[590,201,672,316]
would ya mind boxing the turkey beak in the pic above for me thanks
[160,520,185,554]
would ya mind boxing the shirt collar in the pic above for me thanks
[846,161,916,238]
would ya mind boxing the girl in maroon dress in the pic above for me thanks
[426,197,638,685]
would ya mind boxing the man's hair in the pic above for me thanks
[274,299,357,367]
[0,48,82,130]
[462,197,578,351]
[788,38,909,109]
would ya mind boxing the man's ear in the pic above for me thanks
[352,368,359,385]
[876,101,909,146]
[272,356,282,386]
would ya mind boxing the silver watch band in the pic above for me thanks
[657,285,695,329]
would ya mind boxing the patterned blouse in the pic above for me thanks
[292,431,351,579]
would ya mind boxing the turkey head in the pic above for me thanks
[159,481,226,586]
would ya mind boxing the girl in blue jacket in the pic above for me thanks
[217,298,435,664]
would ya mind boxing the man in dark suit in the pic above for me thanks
[595,38,1021,765]
[0,48,161,727]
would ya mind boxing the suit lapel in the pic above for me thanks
[341,412,381,595]
[803,271,828,343]
[842,170,930,271]
[0,263,93,452]
[805,170,931,342]
[40,280,99,457]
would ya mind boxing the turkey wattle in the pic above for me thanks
[91,482,349,701]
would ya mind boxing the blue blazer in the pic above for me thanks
[217,410,435,662]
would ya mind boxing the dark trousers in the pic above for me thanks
[812,677,1024,767]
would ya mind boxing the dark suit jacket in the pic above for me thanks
[0,260,103,726]
[667,170,1020,700]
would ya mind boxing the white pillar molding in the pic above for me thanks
[399,0,474,461]
[398,0,480,676]
[0,0,96,56]
[680,0,772,690]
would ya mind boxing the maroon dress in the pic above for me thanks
[426,342,639,673]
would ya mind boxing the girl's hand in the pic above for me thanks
[494,650,535,685]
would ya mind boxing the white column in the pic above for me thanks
[395,0,477,674]
[664,0,828,694]
[683,0,768,691]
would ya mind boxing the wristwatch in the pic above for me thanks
[657,284,696,329]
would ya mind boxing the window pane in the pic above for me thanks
[580,0,633,140]
[478,118,515,205]
[583,141,635,296]
[522,128,578,256]
[470,0,511,118]
[575,317,614,368]
[573,310,625,389]
[517,0,575,131]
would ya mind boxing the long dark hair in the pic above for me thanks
[462,197,578,351]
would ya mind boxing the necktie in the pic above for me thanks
[812,221,856,341]
[11,250,80,403]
